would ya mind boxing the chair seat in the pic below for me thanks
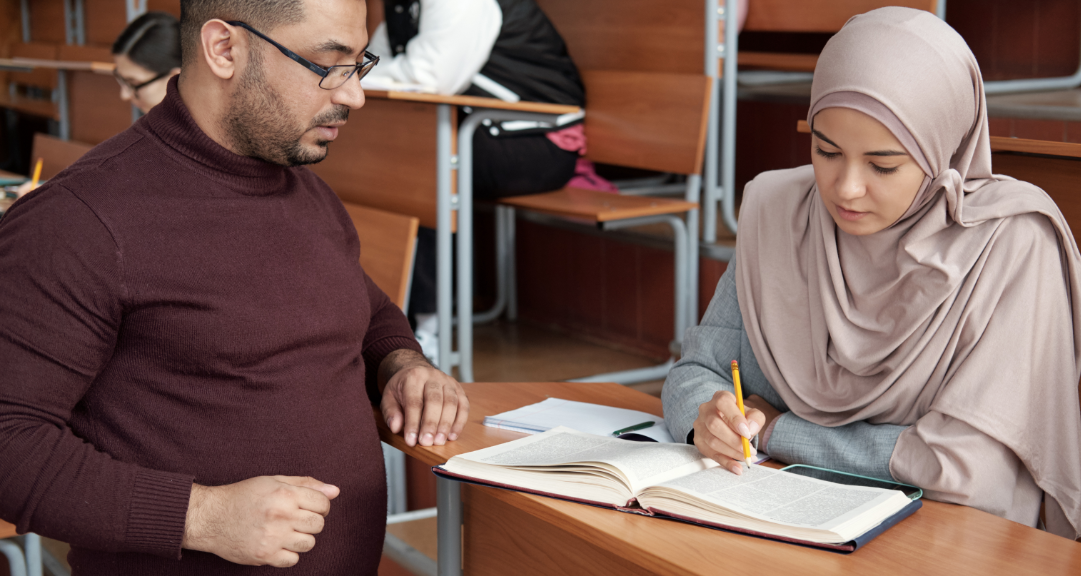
[0,520,17,539]
[498,187,698,223]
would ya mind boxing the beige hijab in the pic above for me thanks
[735,7,1081,538]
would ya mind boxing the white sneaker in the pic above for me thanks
[414,313,439,368]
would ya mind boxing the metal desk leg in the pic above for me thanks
[23,534,40,576]
[436,477,462,576]
[0,538,26,576]
[720,0,740,236]
[456,125,475,384]
[703,0,721,243]
[436,105,455,374]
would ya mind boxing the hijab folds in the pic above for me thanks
[735,7,1081,538]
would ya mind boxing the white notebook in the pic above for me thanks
[483,397,677,443]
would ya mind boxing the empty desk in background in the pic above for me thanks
[377,381,1081,576]
[311,91,581,383]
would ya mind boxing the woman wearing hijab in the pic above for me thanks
[662,7,1081,540]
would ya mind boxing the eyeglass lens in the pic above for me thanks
[318,59,378,90]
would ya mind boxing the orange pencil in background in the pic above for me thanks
[731,360,753,469]
[30,158,43,190]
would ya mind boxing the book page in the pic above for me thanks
[457,427,714,492]
[653,466,901,532]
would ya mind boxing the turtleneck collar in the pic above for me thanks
[142,76,291,195]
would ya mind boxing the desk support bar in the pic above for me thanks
[436,105,455,378]
[456,109,567,382]
[435,477,462,576]
[0,540,27,576]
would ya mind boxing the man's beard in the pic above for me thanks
[223,48,350,167]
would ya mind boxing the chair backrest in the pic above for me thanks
[581,70,712,176]
[743,0,938,33]
[534,0,704,75]
[309,99,449,230]
[0,520,16,540]
[31,133,94,180]
[341,202,420,310]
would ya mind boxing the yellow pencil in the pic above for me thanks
[731,360,753,469]
[30,158,43,191]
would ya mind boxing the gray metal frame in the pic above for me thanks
[0,534,42,576]
[127,0,148,22]
[703,0,740,243]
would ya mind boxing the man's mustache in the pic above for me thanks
[310,106,350,129]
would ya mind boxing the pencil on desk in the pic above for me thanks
[30,158,43,191]
[731,360,753,469]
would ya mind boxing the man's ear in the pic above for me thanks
[200,19,240,81]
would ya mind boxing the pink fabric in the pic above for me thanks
[567,158,619,193]
[545,123,586,153]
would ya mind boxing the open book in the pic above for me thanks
[435,427,921,552]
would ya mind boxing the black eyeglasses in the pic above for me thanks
[226,21,379,90]
[114,69,171,96]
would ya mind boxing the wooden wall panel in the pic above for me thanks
[534,0,704,75]
[84,0,128,48]
[744,0,937,33]
[28,0,66,44]
[147,0,181,15]
[68,71,131,144]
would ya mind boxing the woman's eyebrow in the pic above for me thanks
[811,128,839,148]
[813,127,907,157]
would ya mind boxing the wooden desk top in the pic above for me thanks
[0,520,16,540]
[1,57,115,74]
[365,90,582,116]
[376,382,1081,575]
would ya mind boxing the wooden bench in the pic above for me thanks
[498,69,711,384]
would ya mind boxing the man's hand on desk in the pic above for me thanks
[182,476,339,567]
[379,348,469,447]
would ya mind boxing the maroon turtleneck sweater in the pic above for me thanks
[0,79,420,574]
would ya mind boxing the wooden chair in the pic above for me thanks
[0,520,41,576]
[740,0,940,72]
[342,202,420,311]
[497,70,711,384]
[30,132,94,180]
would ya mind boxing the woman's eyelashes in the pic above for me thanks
[869,163,900,175]
[814,145,840,160]
[815,146,901,176]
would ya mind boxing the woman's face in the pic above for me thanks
[113,54,177,114]
[811,107,927,236]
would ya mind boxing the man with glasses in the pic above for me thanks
[0,1,467,574]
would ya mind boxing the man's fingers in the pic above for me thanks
[399,373,426,446]
[417,380,445,446]
[293,511,326,535]
[433,384,463,445]
[268,550,301,569]
[276,476,339,498]
[449,388,470,441]
[381,392,404,434]
[283,533,317,554]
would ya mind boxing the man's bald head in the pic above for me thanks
[180,0,306,66]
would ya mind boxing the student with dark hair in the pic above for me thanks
[0,1,468,574]
[112,11,183,114]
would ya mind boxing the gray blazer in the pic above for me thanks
[661,260,906,481]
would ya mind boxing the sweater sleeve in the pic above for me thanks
[0,188,193,558]
[663,260,906,480]
[359,271,423,401]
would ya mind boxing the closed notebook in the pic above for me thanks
[434,426,920,553]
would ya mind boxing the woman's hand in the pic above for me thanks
[693,390,765,475]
